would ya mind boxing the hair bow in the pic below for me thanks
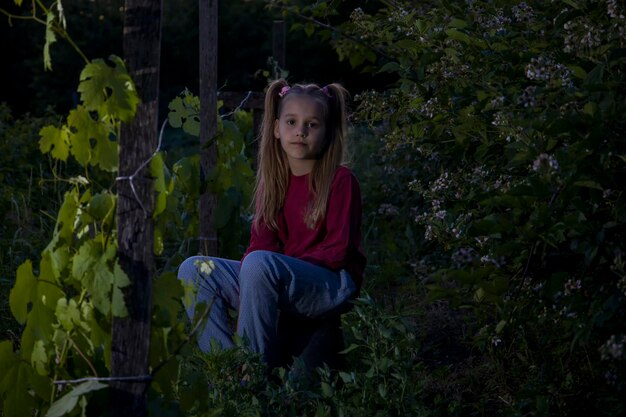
[278,86,290,97]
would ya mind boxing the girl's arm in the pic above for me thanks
[299,168,362,270]
[245,218,282,256]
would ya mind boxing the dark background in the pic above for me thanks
[0,0,388,119]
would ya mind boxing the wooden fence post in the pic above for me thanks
[111,0,162,416]
[199,0,219,256]
[273,20,286,75]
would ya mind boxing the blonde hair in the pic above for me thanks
[253,78,350,230]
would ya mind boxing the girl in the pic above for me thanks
[178,79,366,368]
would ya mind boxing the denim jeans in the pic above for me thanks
[177,250,356,365]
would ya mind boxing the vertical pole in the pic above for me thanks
[111,0,162,415]
[272,20,286,76]
[199,0,218,256]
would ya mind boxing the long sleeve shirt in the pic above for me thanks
[243,166,366,288]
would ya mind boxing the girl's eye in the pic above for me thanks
[286,120,295,125]
[308,122,318,128]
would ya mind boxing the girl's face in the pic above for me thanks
[274,94,327,176]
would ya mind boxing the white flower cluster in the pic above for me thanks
[378,203,400,217]
[512,2,535,23]
[600,334,626,360]
[430,172,450,192]
[526,56,573,88]
[451,247,477,267]
[563,278,582,295]
[563,18,604,54]
[532,153,559,172]
[518,85,537,107]
[607,0,624,19]
[420,97,439,119]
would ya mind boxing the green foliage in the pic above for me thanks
[165,89,255,259]
[281,0,626,415]
[0,103,65,344]
[0,50,257,415]
[0,55,139,417]
[156,296,426,417]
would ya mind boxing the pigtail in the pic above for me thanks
[307,83,350,228]
[253,79,291,230]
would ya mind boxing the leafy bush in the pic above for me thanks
[0,103,64,341]
[275,0,626,415]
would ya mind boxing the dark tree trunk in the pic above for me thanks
[111,1,162,416]
[199,0,219,256]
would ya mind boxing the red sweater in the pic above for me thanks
[244,166,366,288]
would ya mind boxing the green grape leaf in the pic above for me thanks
[56,298,81,331]
[39,125,70,161]
[20,296,58,360]
[31,340,49,375]
[0,341,17,384]
[93,132,118,172]
[67,105,108,167]
[43,244,69,281]
[152,272,183,325]
[153,225,164,256]
[0,361,35,417]
[46,189,79,251]
[72,240,119,315]
[43,11,57,71]
[88,191,115,221]
[111,262,130,317]
[10,261,37,324]
[167,92,200,136]
[46,380,107,417]
[151,153,168,218]
[173,155,200,195]
[78,55,139,122]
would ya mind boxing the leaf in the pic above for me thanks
[67,105,110,168]
[449,18,468,29]
[167,92,200,136]
[93,131,118,172]
[31,340,48,375]
[111,262,130,317]
[574,180,603,190]
[151,153,168,218]
[445,28,471,44]
[339,343,360,354]
[495,320,507,333]
[39,125,70,161]
[46,381,107,417]
[0,341,17,382]
[43,11,57,71]
[72,240,120,316]
[87,191,115,221]
[152,272,184,325]
[0,361,35,417]
[321,381,333,397]
[78,55,139,122]
[55,298,82,331]
[10,261,37,324]
[304,22,315,37]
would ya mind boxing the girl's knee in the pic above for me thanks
[241,250,276,270]
[240,250,279,289]
[177,256,205,283]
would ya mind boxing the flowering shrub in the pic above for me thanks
[274,0,626,414]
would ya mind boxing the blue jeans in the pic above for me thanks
[177,250,356,365]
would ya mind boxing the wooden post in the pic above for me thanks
[199,0,219,256]
[272,20,286,76]
[111,0,162,416]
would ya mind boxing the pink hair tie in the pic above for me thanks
[278,86,290,97]
[321,86,332,98]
